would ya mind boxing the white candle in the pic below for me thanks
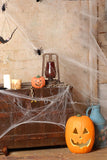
[3,74,11,89]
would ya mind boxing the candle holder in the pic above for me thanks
[42,53,60,85]
[11,79,22,90]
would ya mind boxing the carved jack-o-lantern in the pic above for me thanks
[65,114,95,154]
[31,75,45,89]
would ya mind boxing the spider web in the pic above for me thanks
[0,85,73,139]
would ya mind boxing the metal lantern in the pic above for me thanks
[42,53,60,84]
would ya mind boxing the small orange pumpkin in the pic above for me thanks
[31,75,45,89]
[65,114,95,154]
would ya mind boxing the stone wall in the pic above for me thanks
[98,0,107,118]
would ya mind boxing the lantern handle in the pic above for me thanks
[56,54,60,82]
[42,54,45,77]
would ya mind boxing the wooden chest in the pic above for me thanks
[0,85,73,155]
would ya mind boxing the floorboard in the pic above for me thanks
[0,147,107,160]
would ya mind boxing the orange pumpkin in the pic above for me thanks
[31,75,45,89]
[65,114,95,154]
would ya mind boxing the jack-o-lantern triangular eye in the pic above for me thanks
[73,128,78,134]
[83,128,89,134]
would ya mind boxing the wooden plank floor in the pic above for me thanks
[0,147,107,160]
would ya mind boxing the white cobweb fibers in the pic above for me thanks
[0,86,73,138]
[0,0,107,146]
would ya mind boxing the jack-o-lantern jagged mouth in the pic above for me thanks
[35,83,42,86]
[71,139,91,148]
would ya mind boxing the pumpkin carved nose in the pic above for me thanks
[79,136,82,139]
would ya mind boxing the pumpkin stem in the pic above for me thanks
[77,114,82,117]
[36,75,41,78]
